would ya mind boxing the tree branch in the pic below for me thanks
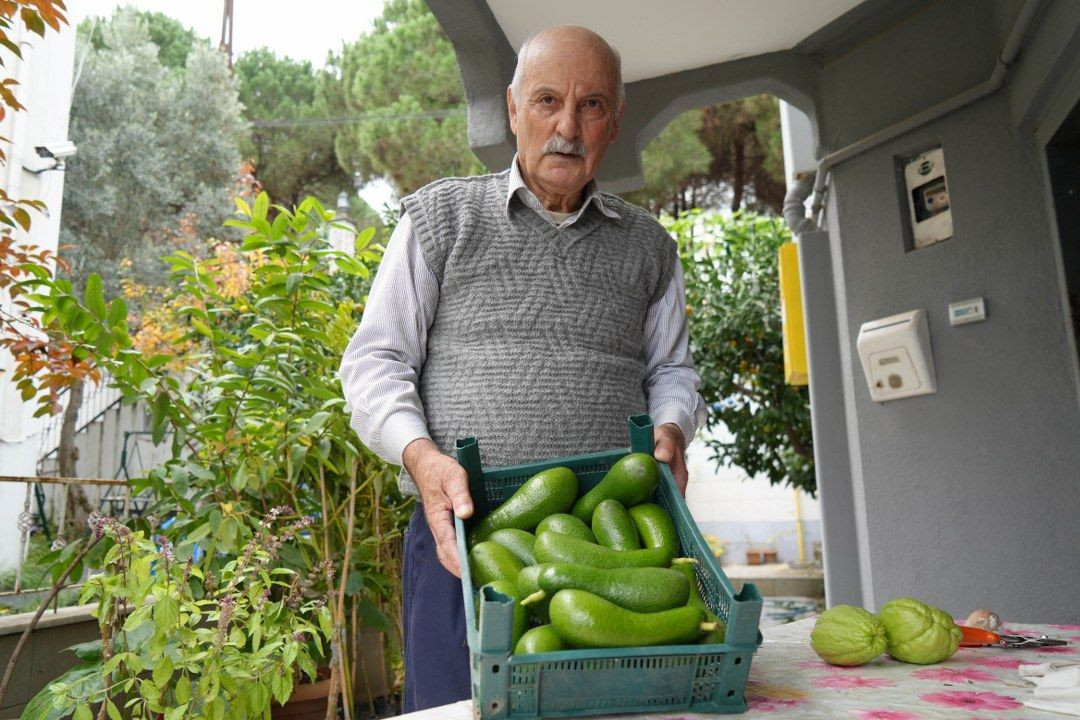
[785,422,812,461]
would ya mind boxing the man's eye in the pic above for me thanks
[539,95,555,104]
[586,99,602,109]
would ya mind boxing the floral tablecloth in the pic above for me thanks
[396,617,1079,720]
[743,617,1079,718]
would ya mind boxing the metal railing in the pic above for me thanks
[0,474,132,601]
[3,425,170,604]
[36,372,123,468]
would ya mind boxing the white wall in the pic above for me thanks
[0,17,76,569]
[685,427,821,565]
[779,100,817,183]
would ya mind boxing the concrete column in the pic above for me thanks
[797,230,865,607]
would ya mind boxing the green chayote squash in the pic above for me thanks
[810,604,887,666]
[878,597,962,664]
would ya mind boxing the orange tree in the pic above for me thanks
[668,211,815,495]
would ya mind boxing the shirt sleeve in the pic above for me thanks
[338,212,438,466]
[642,262,708,449]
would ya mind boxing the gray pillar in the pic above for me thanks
[798,230,864,607]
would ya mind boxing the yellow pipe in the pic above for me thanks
[779,242,809,385]
[793,489,806,566]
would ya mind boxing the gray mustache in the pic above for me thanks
[542,136,587,157]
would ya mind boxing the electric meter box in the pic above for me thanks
[902,146,953,249]
[856,309,937,403]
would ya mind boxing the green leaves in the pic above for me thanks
[334,0,483,195]
[106,297,127,328]
[164,703,190,720]
[20,663,104,720]
[233,48,352,210]
[668,211,815,495]
[252,191,269,222]
[60,13,244,297]
[357,597,390,631]
[84,274,107,319]
[154,592,180,629]
[16,185,416,718]
[175,675,192,704]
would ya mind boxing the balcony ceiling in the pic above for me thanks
[486,0,866,83]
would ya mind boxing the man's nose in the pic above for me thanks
[555,104,581,140]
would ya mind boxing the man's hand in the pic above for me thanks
[653,423,688,496]
[402,438,474,577]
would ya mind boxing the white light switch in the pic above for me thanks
[856,310,937,403]
[949,298,986,326]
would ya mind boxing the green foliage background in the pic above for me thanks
[24,197,412,716]
[63,9,245,295]
[234,48,356,210]
[668,212,815,495]
[333,0,483,195]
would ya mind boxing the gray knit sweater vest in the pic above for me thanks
[397,170,677,496]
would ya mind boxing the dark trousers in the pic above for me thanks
[402,504,471,713]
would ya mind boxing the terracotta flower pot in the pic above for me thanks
[272,667,334,720]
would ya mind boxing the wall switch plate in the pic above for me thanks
[948,297,986,326]
[856,309,937,403]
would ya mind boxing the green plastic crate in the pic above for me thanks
[454,414,763,720]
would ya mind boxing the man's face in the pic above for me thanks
[507,33,624,205]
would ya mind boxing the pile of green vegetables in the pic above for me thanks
[465,453,726,653]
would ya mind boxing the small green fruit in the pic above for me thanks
[810,605,887,666]
[878,597,962,665]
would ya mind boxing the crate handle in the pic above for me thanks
[478,585,516,653]
[628,414,654,455]
[477,586,513,719]
[455,436,490,520]
[727,581,765,646]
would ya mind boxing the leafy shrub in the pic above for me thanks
[668,211,815,495]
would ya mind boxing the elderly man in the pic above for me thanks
[339,25,706,712]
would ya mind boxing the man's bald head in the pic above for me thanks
[510,26,624,110]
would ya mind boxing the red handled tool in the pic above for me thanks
[959,625,1068,649]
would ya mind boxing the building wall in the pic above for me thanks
[685,431,822,567]
[817,0,1080,621]
[0,18,76,569]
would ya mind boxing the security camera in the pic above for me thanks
[34,141,77,160]
[23,141,77,173]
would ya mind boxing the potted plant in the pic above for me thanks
[26,511,327,719]
[20,195,412,718]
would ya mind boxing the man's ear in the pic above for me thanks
[507,85,518,136]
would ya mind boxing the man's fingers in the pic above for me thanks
[673,457,689,496]
[444,465,474,519]
[653,426,689,495]
[654,434,675,462]
[427,506,463,577]
[671,446,689,495]
[437,542,462,578]
[428,505,458,550]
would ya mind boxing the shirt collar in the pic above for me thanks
[505,155,620,226]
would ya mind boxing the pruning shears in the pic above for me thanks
[959,625,1069,649]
